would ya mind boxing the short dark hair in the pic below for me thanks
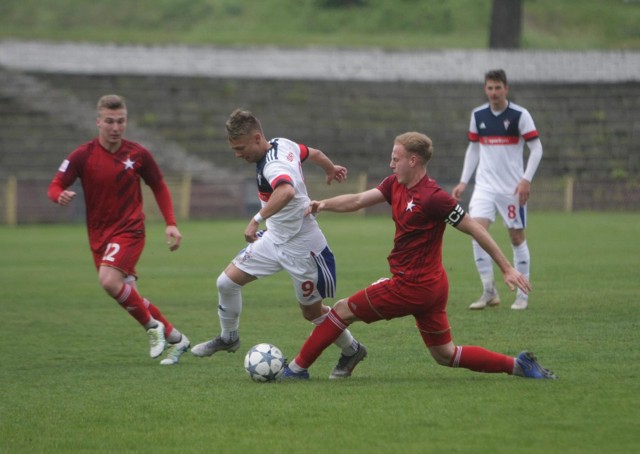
[484,69,508,86]
[225,109,264,141]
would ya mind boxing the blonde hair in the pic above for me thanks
[97,94,126,113]
[394,132,433,164]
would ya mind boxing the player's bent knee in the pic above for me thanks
[98,274,123,297]
[434,355,452,366]
[428,342,455,366]
[333,298,355,321]
[217,272,242,294]
[300,301,325,322]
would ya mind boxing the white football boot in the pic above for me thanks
[191,336,240,357]
[511,297,528,310]
[468,290,501,310]
[146,322,166,358]
[160,334,191,365]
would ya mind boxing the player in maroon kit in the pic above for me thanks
[282,131,556,380]
[48,94,190,365]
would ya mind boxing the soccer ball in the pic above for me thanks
[244,343,286,382]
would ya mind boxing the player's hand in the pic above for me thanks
[515,179,531,206]
[503,268,532,294]
[166,225,182,251]
[57,190,77,206]
[326,165,347,185]
[244,220,260,243]
[451,183,466,201]
[306,200,325,216]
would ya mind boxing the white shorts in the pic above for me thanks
[469,188,526,229]
[232,234,336,306]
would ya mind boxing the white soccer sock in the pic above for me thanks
[288,359,305,373]
[216,272,243,342]
[312,311,357,356]
[513,241,530,300]
[472,239,495,294]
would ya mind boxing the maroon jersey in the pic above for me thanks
[377,174,465,285]
[49,138,174,252]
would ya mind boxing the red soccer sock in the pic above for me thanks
[115,284,152,326]
[296,309,348,369]
[146,300,174,336]
[449,345,515,374]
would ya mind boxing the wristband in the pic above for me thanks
[253,212,264,224]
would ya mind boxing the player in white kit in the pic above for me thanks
[191,109,367,378]
[452,70,543,311]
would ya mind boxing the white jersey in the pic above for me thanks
[256,137,326,255]
[463,101,541,194]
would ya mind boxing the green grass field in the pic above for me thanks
[1,212,639,453]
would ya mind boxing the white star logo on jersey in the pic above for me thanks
[406,198,416,212]
[123,158,135,170]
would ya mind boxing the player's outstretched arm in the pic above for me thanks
[307,188,385,215]
[455,215,531,294]
[307,147,347,185]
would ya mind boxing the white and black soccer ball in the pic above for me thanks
[244,343,286,382]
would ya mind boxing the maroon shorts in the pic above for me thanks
[92,232,145,277]
[346,273,452,345]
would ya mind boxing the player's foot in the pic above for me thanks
[329,342,368,379]
[281,365,310,380]
[146,322,166,358]
[516,351,557,379]
[469,291,500,310]
[511,297,528,310]
[160,334,191,365]
[191,336,240,357]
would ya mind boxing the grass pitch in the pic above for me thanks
[1,212,638,453]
